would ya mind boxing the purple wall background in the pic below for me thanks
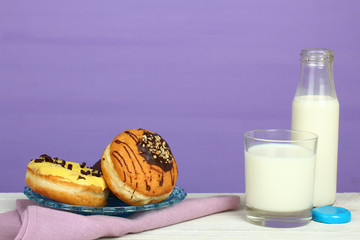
[1,0,360,193]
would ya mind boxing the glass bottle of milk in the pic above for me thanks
[292,48,339,207]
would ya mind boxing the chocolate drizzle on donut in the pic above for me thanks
[122,142,145,174]
[125,130,139,143]
[159,172,164,186]
[137,131,174,172]
[112,138,149,188]
[112,151,131,173]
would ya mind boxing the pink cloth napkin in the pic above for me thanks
[0,195,240,240]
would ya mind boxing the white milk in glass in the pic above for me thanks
[292,95,339,206]
[245,143,316,212]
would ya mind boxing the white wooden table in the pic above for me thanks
[1,192,359,239]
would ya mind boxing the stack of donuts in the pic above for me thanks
[25,129,178,207]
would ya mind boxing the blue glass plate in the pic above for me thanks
[24,186,187,217]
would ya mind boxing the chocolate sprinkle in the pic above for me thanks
[67,164,73,170]
[77,175,86,180]
[34,158,44,163]
[81,170,90,175]
[44,156,53,163]
[91,171,101,177]
[60,160,66,167]
[80,162,86,168]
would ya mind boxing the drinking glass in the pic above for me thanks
[244,129,318,228]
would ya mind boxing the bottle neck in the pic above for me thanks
[295,49,337,98]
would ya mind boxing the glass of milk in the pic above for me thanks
[244,129,318,228]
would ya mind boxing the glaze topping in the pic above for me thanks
[137,131,174,172]
[28,154,107,190]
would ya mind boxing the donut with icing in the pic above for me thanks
[101,129,178,205]
[26,154,109,207]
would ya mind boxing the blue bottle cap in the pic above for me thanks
[312,206,351,224]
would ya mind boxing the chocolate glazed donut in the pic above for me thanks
[101,129,178,205]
